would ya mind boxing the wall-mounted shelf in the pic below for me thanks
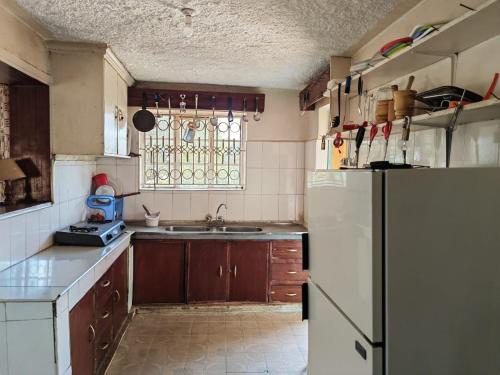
[336,99,500,139]
[324,0,500,99]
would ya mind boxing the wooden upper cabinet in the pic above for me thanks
[229,241,270,303]
[47,41,134,157]
[188,241,228,302]
[70,288,95,375]
[133,240,186,304]
[103,60,118,156]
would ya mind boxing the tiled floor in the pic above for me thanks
[106,307,308,375]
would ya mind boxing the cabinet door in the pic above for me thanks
[116,76,128,156]
[103,60,118,155]
[229,241,269,302]
[188,241,228,302]
[133,240,186,304]
[70,288,95,375]
[112,250,128,334]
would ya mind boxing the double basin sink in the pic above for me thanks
[165,225,263,233]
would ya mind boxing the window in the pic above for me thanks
[140,113,245,190]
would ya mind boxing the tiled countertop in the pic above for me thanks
[0,232,132,302]
[128,222,308,240]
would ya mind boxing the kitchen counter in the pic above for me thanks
[127,222,308,240]
[0,232,132,302]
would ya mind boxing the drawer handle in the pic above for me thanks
[113,289,121,303]
[287,249,298,253]
[234,265,237,278]
[101,280,111,288]
[286,271,298,275]
[88,324,96,343]
[101,311,111,319]
[270,291,276,295]
[286,293,297,297]
[218,265,223,278]
[99,342,110,351]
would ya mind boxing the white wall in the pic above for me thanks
[0,160,95,272]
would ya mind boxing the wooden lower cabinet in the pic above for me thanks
[70,249,129,375]
[228,241,269,302]
[133,240,186,304]
[70,288,95,375]
[132,238,306,305]
[188,240,228,302]
[270,240,308,303]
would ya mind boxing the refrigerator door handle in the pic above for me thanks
[302,283,309,321]
[355,340,367,360]
[302,233,309,270]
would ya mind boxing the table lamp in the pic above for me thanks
[15,158,41,203]
[0,159,26,205]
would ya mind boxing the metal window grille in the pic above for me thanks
[140,113,245,190]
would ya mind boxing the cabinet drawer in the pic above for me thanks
[271,263,308,283]
[271,240,302,261]
[96,268,114,307]
[270,286,302,303]
[95,323,113,370]
[95,295,113,333]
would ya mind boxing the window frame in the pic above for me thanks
[139,110,247,191]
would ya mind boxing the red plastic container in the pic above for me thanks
[92,173,109,188]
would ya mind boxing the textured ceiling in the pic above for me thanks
[16,0,418,89]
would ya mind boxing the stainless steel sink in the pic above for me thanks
[216,226,263,233]
[165,225,210,232]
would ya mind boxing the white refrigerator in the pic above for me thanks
[306,168,500,375]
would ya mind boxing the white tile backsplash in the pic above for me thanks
[244,195,262,221]
[0,160,95,272]
[279,142,297,169]
[261,195,279,221]
[246,142,263,168]
[261,142,280,169]
[279,169,297,195]
[278,195,296,221]
[117,141,306,223]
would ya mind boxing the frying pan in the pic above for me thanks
[132,92,156,132]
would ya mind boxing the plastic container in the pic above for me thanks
[145,213,160,227]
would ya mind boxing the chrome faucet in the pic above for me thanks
[205,203,228,226]
[216,203,227,224]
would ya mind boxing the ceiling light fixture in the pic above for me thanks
[181,8,194,38]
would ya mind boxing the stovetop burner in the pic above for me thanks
[56,220,126,247]
[69,225,99,233]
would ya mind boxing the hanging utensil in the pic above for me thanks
[333,132,344,153]
[132,92,156,132]
[253,96,262,122]
[242,98,249,123]
[179,94,187,113]
[227,96,234,123]
[400,116,412,164]
[183,94,198,143]
[382,121,393,161]
[365,124,378,165]
[342,76,352,125]
[210,96,218,126]
[354,125,366,168]
[357,74,363,116]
